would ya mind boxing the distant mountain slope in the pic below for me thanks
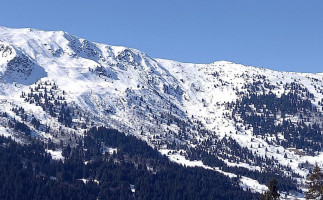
[0,127,256,200]
[0,26,322,198]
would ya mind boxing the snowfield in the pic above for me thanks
[0,26,322,197]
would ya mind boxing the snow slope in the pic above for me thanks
[0,26,322,197]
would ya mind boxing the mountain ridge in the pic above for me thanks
[0,26,322,198]
[1,26,321,74]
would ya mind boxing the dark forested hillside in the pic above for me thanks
[0,127,257,200]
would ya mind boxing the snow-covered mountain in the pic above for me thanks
[0,26,322,198]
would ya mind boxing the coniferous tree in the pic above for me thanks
[261,178,280,200]
[305,165,323,200]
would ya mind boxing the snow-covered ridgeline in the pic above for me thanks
[0,26,322,196]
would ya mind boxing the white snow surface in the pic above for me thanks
[240,176,268,193]
[0,26,322,196]
[46,149,64,160]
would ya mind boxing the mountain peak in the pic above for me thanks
[0,26,322,198]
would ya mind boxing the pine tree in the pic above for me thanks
[261,178,280,200]
[306,165,323,200]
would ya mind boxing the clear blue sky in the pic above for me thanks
[1,0,322,72]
